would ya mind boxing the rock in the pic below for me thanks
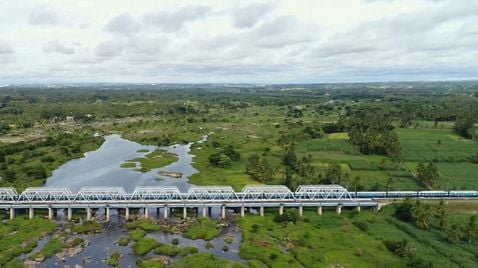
[83,256,92,263]
[24,261,38,268]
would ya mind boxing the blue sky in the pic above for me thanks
[0,0,477,83]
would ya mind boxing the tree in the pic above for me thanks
[217,154,232,168]
[412,200,431,230]
[246,154,260,174]
[464,216,477,244]
[447,224,463,243]
[416,161,439,188]
[436,199,447,231]
[352,175,362,195]
[386,177,394,197]
[274,208,300,227]
[323,163,342,184]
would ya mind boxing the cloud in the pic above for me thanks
[103,13,141,35]
[43,40,76,54]
[29,6,61,26]
[143,5,211,32]
[94,40,122,58]
[0,40,14,54]
[232,3,274,28]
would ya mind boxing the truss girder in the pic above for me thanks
[18,187,72,202]
[241,185,294,200]
[186,186,238,201]
[295,185,352,200]
[132,186,182,201]
[0,187,18,202]
[76,187,127,201]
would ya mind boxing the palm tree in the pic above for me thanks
[464,216,477,244]
[447,224,463,243]
[386,177,394,197]
[352,175,361,196]
[436,199,447,230]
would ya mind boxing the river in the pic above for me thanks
[30,133,245,267]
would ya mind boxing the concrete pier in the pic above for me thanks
[240,206,245,218]
[48,207,54,220]
[336,205,342,215]
[106,207,111,222]
[29,207,34,219]
[183,207,187,219]
[67,207,72,221]
[221,206,226,219]
[86,207,92,221]
[144,207,149,219]
[125,207,130,220]
[317,206,322,215]
[202,206,207,218]
[299,205,303,216]
[279,205,284,215]
[259,206,264,217]
[10,208,15,220]
[356,206,361,212]
[163,206,168,219]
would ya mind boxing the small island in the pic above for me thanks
[121,149,179,172]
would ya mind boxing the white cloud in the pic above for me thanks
[43,40,76,54]
[28,6,61,26]
[0,0,477,83]
[104,13,141,35]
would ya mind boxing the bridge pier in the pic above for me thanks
[144,207,149,219]
[298,205,303,216]
[29,207,34,219]
[240,206,245,218]
[9,208,15,220]
[183,207,187,219]
[106,207,111,222]
[375,203,382,212]
[67,207,72,221]
[336,205,342,215]
[86,208,92,221]
[259,206,264,217]
[163,206,168,219]
[317,206,322,215]
[356,205,361,212]
[48,207,54,220]
[202,206,207,218]
[221,206,226,219]
[279,205,284,215]
[125,207,130,220]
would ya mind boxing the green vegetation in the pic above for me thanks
[133,237,160,256]
[29,238,67,261]
[107,251,122,267]
[118,236,131,246]
[0,132,103,191]
[154,243,181,256]
[71,220,102,234]
[224,235,234,244]
[2,83,478,266]
[0,217,57,266]
[127,219,163,232]
[171,253,244,268]
[179,246,199,257]
[184,218,220,241]
[122,149,178,172]
[130,228,147,241]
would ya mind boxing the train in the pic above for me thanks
[352,190,478,199]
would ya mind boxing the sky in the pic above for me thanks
[0,0,477,84]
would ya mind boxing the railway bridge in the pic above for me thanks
[2,184,477,221]
[0,185,377,221]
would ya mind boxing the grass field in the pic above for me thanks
[122,149,179,172]
[238,206,478,268]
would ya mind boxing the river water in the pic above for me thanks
[32,133,245,267]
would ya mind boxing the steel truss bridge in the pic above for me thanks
[1,185,477,220]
